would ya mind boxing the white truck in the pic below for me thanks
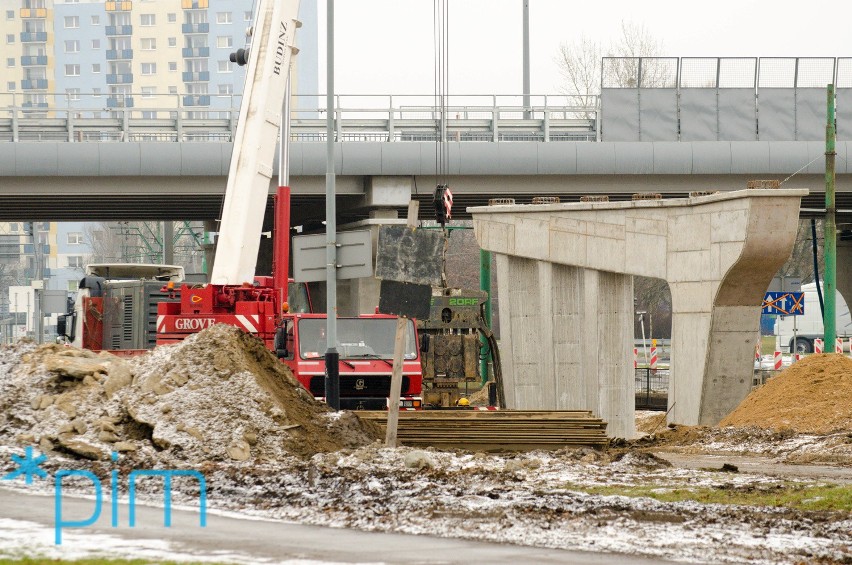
[775,282,852,353]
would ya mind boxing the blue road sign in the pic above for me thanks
[762,291,805,315]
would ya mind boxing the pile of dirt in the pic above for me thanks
[719,353,852,434]
[0,325,380,464]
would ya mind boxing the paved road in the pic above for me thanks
[0,487,674,564]
[657,453,852,483]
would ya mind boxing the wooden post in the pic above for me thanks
[385,200,420,447]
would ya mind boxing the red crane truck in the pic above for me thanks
[154,0,423,410]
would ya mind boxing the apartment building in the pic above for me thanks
[1,0,318,115]
[2,0,56,113]
[1,0,319,339]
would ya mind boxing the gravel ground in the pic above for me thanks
[1,334,851,564]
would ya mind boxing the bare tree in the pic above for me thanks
[633,276,672,339]
[778,220,824,284]
[555,36,601,109]
[556,20,666,105]
[83,222,131,263]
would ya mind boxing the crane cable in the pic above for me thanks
[434,0,449,183]
[433,0,450,287]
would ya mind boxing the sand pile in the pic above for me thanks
[0,325,379,464]
[720,353,852,434]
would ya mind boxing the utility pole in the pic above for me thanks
[824,83,837,350]
[324,0,340,409]
[479,249,491,383]
[522,0,530,119]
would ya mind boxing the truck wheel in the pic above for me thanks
[792,338,813,354]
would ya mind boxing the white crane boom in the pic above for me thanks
[210,0,301,285]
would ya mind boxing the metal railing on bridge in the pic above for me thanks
[0,93,599,143]
[600,56,852,141]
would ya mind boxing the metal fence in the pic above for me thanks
[0,93,599,143]
[601,57,852,141]
[634,368,669,411]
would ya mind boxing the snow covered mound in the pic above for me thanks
[0,325,380,464]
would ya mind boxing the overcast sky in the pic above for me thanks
[314,0,851,95]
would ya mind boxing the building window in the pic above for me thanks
[5,10,13,20]
[218,60,233,73]
[64,40,80,53]
[167,13,176,23]
[65,88,80,101]
[6,58,15,68]
[67,232,83,245]
[216,12,232,24]
[140,14,155,26]
[167,37,176,47]
[92,87,101,97]
[244,11,252,21]
[91,14,100,25]
[67,280,78,292]
[168,85,177,94]
[218,83,233,95]
[141,38,156,50]
[91,39,100,49]
[92,63,100,73]
[216,36,232,49]
[141,62,156,75]
[141,111,157,119]
[7,82,15,91]
[65,64,80,76]
[6,34,14,44]
[67,256,83,268]
[141,86,156,98]
[168,62,177,72]
[64,15,79,28]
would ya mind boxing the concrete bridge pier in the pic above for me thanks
[471,189,806,437]
[495,257,634,437]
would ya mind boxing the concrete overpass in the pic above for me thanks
[1,138,850,224]
[3,67,852,225]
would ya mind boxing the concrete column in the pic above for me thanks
[494,253,517,407]
[538,262,556,409]
[582,270,634,438]
[597,271,634,438]
[503,255,543,408]
[551,264,583,409]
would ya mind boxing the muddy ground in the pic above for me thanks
[0,330,850,564]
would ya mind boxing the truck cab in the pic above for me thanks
[275,313,423,410]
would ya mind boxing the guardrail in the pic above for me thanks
[0,93,599,143]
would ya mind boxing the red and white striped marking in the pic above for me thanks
[633,347,638,369]
[836,338,844,354]
[650,346,658,370]
[773,350,782,370]
[794,353,802,363]
[754,344,761,362]
[815,338,824,353]
[235,314,260,333]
